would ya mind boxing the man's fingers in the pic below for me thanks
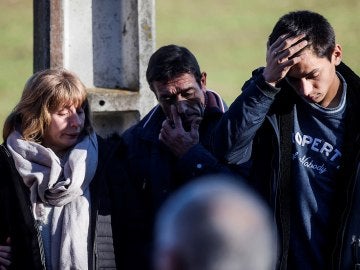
[190,117,202,138]
[271,33,307,58]
[287,39,308,59]
[158,131,164,142]
[278,33,306,51]
[170,105,182,128]
[159,120,169,143]
[282,33,306,50]
[264,33,308,85]
[191,117,202,130]
[279,53,304,70]
[270,33,291,50]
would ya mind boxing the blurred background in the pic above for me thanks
[1,0,359,138]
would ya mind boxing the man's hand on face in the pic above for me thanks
[159,105,202,158]
[263,33,308,87]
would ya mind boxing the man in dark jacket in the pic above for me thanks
[212,10,360,270]
[110,44,227,270]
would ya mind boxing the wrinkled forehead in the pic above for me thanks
[163,72,197,84]
[154,76,199,98]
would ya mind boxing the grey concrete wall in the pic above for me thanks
[34,0,157,137]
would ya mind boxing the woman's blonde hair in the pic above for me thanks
[3,68,93,142]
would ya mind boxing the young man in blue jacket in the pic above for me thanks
[213,10,360,269]
[110,44,228,270]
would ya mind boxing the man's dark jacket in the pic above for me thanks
[110,90,227,270]
[212,62,360,269]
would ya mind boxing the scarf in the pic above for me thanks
[7,130,98,270]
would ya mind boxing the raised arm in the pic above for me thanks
[211,34,308,164]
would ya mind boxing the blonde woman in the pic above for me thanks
[0,68,117,269]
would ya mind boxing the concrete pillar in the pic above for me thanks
[34,0,157,137]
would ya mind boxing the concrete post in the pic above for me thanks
[34,0,157,137]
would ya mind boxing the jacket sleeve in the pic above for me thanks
[211,68,281,164]
[0,147,11,245]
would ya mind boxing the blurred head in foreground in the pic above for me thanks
[154,174,278,270]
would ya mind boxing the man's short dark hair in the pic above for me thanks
[268,10,336,60]
[146,44,202,91]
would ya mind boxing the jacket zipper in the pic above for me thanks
[352,235,360,269]
[266,115,285,269]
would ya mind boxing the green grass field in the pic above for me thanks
[156,0,360,102]
[0,1,32,140]
[1,0,359,140]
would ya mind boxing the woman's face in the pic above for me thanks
[42,104,85,156]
